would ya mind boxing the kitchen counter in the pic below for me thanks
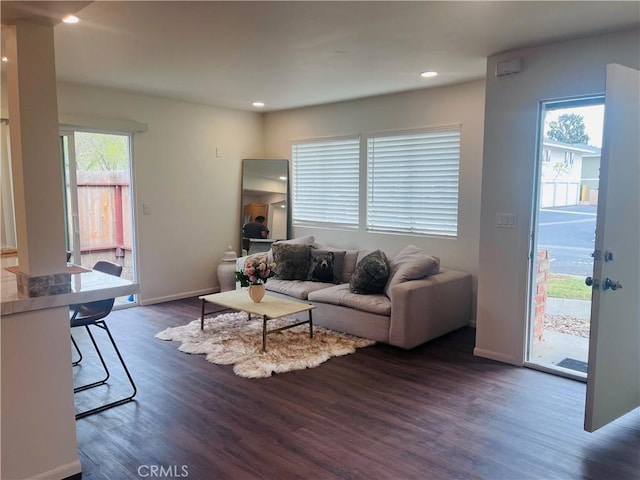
[1,256,139,316]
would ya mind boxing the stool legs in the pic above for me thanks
[73,321,137,420]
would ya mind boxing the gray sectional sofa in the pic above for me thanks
[236,237,472,349]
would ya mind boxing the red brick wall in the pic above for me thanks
[534,249,550,343]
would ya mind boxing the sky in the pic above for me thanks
[544,104,605,148]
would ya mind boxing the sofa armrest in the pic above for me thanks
[234,256,248,290]
[235,255,247,273]
[388,269,472,349]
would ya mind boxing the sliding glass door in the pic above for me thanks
[61,130,137,307]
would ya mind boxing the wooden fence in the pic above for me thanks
[76,171,132,253]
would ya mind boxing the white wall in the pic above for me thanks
[2,307,81,480]
[264,80,485,320]
[475,28,640,365]
[57,83,264,304]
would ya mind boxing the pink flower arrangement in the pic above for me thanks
[235,255,277,286]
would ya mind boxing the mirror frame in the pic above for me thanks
[240,158,290,254]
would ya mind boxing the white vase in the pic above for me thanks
[217,246,237,292]
[248,284,265,303]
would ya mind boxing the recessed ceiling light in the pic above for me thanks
[420,71,438,78]
[279,176,287,181]
[1,57,8,63]
[252,102,265,108]
[62,14,80,24]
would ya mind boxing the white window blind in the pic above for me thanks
[292,137,359,228]
[367,127,460,237]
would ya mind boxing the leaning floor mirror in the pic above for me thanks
[240,159,290,255]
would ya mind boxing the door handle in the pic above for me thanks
[585,276,599,289]
[603,277,623,291]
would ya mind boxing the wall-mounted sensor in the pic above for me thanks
[496,58,522,76]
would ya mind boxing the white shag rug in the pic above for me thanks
[155,312,375,378]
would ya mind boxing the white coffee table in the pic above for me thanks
[199,289,315,352]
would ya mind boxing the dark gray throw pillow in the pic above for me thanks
[272,243,311,280]
[349,250,390,294]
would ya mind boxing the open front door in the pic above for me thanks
[584,64,640,432]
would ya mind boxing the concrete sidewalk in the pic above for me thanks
[533,297,591,370]
[546,297,591,319]
[532,330,589,367]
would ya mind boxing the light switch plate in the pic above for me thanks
[496,213,516,228]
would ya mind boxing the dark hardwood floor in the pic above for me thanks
[72,297,639,480]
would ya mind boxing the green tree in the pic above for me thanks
[547,113,590,145]
[75,132,128,171]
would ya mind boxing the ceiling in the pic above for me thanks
[0,1,91,25]
[3,1,639,112]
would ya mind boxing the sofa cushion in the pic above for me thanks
[341,250,360,283]
[308,248,346,284]
[309,284,391,316]
[265,279,331,300]
[384,245,440,296]
[272,243,311,280]
[349,250,390,294]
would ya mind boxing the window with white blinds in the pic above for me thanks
[291,137,360,228]
[367,127,461,237]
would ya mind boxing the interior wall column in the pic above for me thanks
[5,21,67,276]
[1,21,81,480]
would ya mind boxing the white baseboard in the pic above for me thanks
[473,347,523,366]
[140,288,220,306]
[29,459,82,480]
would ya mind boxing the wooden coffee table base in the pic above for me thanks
[256,311,313,352]
[199,290,316,352]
